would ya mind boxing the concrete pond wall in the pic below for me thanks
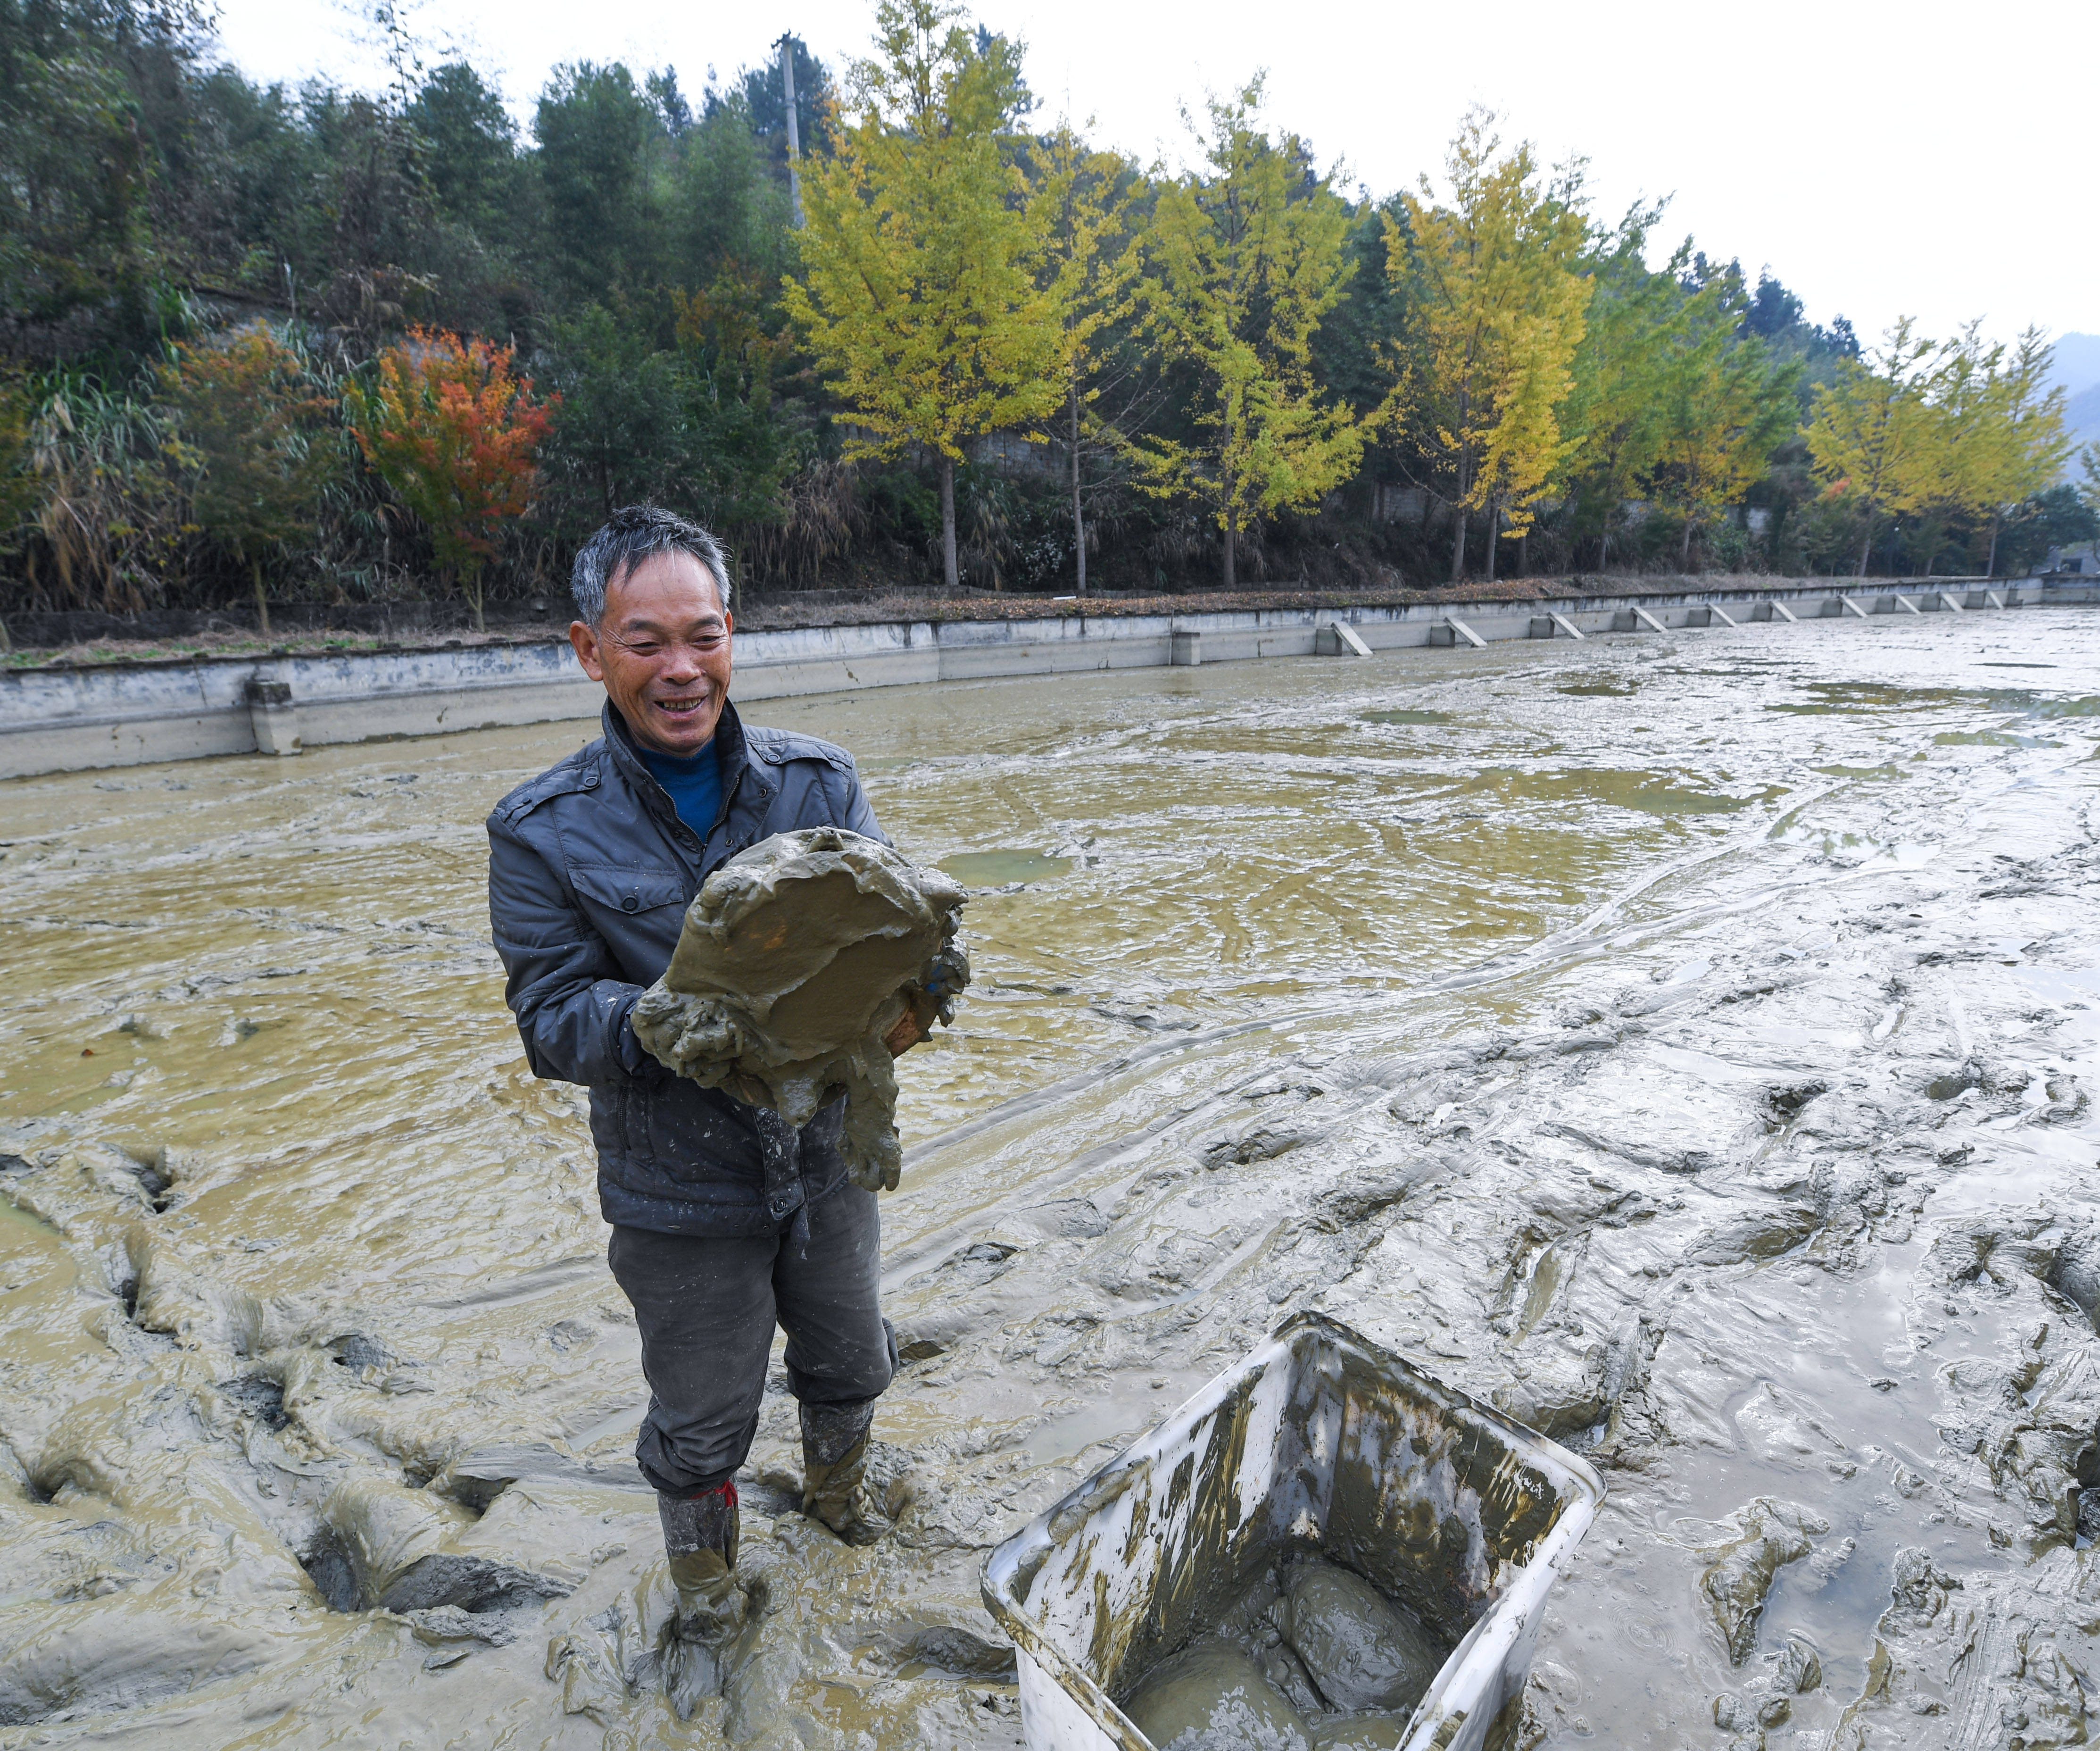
[3,578,2093,780]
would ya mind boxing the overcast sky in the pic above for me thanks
[216,0,2096,358]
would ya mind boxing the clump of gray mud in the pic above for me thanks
[1,609,2097,1749]
[1119,1554,1448,1750]
[630,825,970,1189]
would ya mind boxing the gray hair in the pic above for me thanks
[570,505,731,626]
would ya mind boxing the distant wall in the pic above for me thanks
[2,580,2088,781]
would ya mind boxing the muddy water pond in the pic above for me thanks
[2,611,2098,1748]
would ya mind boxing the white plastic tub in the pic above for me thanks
[981,1311,1604,1751]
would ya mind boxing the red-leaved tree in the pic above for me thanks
[347,328,555,629]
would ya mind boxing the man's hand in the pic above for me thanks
[882,986,940,1057]
[633,984,747,1075]
[883,942,969,1057]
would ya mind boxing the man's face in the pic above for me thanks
[569,550,734,757]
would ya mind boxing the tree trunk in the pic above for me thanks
[1222,502,1237,591]
[1484,503,1499,583]
[1985,512,2001,578]
[1680,511,1694,573]
[1450,439,1475,581]
[1517,530,1528,579]
[468,571,486,634]
[251,556,271,637]
[1070,384,1087,598]
[939,454,958,593]
[1856,523,1873,578]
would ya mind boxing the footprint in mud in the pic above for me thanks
[549,1519,851,1742]
[216,1375,291,1431]
[905,1238,1021,1291]
[307,1474,576,1615]
[1700,1499,1828,1664]
[1685,1202,1822,1267]
[1024,1197,1112,1239]
[1203,1117,1329,1167]
[903,1624,1017,1679]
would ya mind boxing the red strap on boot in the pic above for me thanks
[684,1477,738,1507]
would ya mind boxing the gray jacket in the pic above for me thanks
[486,699,887,1236]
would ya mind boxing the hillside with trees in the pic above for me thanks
[1,0,2091,633]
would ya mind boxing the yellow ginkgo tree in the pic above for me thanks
[1135,78,1362,591]
[1804,317,1941,577]
[1972,328,2070,577]
[1390,108,1590,582]
[1027,122,1142,597]
[1559,220,1680,569]
[1651,283,1801,570]
[1878,323,2067,577]
[784,0,1058,592]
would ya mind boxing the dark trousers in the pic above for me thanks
[606,1182,895,1495]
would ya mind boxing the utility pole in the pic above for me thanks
[775,33,804,228]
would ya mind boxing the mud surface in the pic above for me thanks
[2,610,2097,1748]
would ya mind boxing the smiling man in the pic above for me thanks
[485,505,904,1658]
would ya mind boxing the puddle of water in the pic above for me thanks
[1458,766,1772,817]
[938,850,1074,886]
[0,1194,59,1240]
[1813,763,1907,780]
[1932,729,2061,748]
[1361,708,1457,725]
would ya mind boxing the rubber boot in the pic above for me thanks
[799,1400,891,1545]
[658,1478,745,1644]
